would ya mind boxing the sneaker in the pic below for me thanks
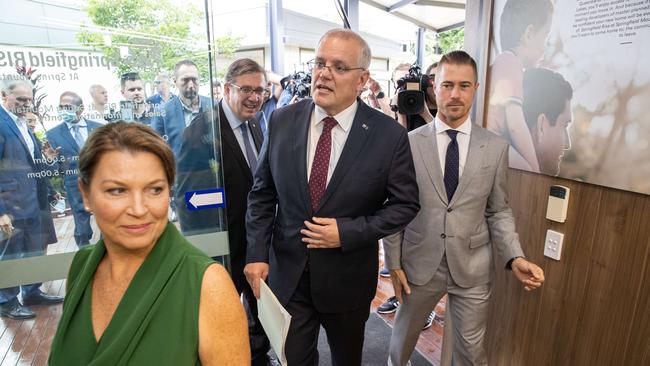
[422,310,436,330]
[379,268,391,278]
[377,296,399,314]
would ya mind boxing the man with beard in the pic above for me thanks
[152,60,211,157]
[46,91,103,247]
[119,72,155,126]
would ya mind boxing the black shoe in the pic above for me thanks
[0,300,36,319]
[22,292,64,306]
[422,310,436,330]
[379,268,391,278]
[377,296,400,314]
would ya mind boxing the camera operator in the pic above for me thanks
[277,69,312,108]
[391,62,438,131]
[255,70,283,135]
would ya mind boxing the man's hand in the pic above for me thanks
[244,262,269,299]
[42,144,61,160]
[0,214,13,235]
[301,217,341,248]
[418,104,434,124]
[389,269,411,303]
[511,257,545,291]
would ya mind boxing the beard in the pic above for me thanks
[182,89,197,100]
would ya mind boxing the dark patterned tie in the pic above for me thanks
[241,121,258,173]
[444,129,459,202]
[309,117,337,211]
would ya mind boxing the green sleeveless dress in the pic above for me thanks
[49,223,214,366]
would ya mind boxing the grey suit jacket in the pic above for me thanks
[384,122,524,288]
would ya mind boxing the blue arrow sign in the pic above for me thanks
[185,188,226,211]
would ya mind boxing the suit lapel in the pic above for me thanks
[2,111,33,161]
[292,100,313,214]
[60,125,80,154]
[449,127,487,206]
[248,118,264,151]
[416,124,448,204]
[316,101,372,212]
[219,102,253,182]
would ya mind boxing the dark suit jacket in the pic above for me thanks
[246,99,420,313]
[0,107,56,244]
[151,95,211,156]
[175,101,263,289]
[46,119,103,212]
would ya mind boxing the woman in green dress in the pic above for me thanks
[49,122,250,365]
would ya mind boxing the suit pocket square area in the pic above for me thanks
[403,227,424,245]
[469,231,490,249]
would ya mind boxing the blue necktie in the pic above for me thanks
[72,124,85,148]
[444,130,459,202]
[241,121,258,173]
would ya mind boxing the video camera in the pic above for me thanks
[395,65,432,115]
[281,71,312,99]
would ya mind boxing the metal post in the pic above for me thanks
[269,0,284,74]
[344,0,359,30]
[416,27,425,67]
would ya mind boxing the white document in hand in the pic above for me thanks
[257,280,292,365]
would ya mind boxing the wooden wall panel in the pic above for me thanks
[485,169,650,366]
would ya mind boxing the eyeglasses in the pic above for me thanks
[307,59,365,75]
[229,83,270,97]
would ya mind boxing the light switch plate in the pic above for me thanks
[544,230,564,261]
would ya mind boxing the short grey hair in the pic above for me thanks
[318,28,372,69]
[1,76,33,94]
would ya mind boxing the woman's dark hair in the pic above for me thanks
[78,121,175,186]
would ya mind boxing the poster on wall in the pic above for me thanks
[484,0,650,195]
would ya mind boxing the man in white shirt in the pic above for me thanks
[0,77,63,320]
[384,50,545,365]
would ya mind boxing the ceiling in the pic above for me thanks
[360,0,466,32]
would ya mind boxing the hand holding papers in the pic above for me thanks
[257,281,292,365]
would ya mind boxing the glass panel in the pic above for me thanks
[0,0,228,288]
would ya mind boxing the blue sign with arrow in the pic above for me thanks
[185,188,226,211]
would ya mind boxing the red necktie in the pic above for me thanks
[309,117,337,211]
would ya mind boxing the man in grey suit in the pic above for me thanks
[385,50,545,366]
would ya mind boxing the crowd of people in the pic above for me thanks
[1,17,550,366]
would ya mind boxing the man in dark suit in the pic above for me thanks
[46,91,102,247]
[151,59,211,157]
[176,59,275,365]
[0,77,63,319]
[244,29,420,365]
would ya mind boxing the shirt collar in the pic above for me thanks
[434,115,472,136]
[221,99,246,131]
[180,96,201,113]
[66,118,87,130]
[313,100,358,132]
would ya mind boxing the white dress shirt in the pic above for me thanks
[222,99,258,166]
[307,101,358,184]
[66,119,89,145]
[434,116,473,178]
[1,104,35,162]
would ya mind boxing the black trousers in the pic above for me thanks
[284,270,371,366]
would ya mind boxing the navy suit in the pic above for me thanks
[46,119,102,246]
[0,107,57,303]
[246,99,420,364]
[151,95,211,156]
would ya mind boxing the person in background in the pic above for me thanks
[212,79,223,104]
[88,84,111,122]
[120,72,155,126]
[254,70,283,135]
[1,77,62,320]
[485,0,555,172]
[522,67,573,176]
[47,91,103,247]
[147,72,175,109]
[48,122,250,365]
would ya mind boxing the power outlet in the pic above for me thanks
[544,230,564,261]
